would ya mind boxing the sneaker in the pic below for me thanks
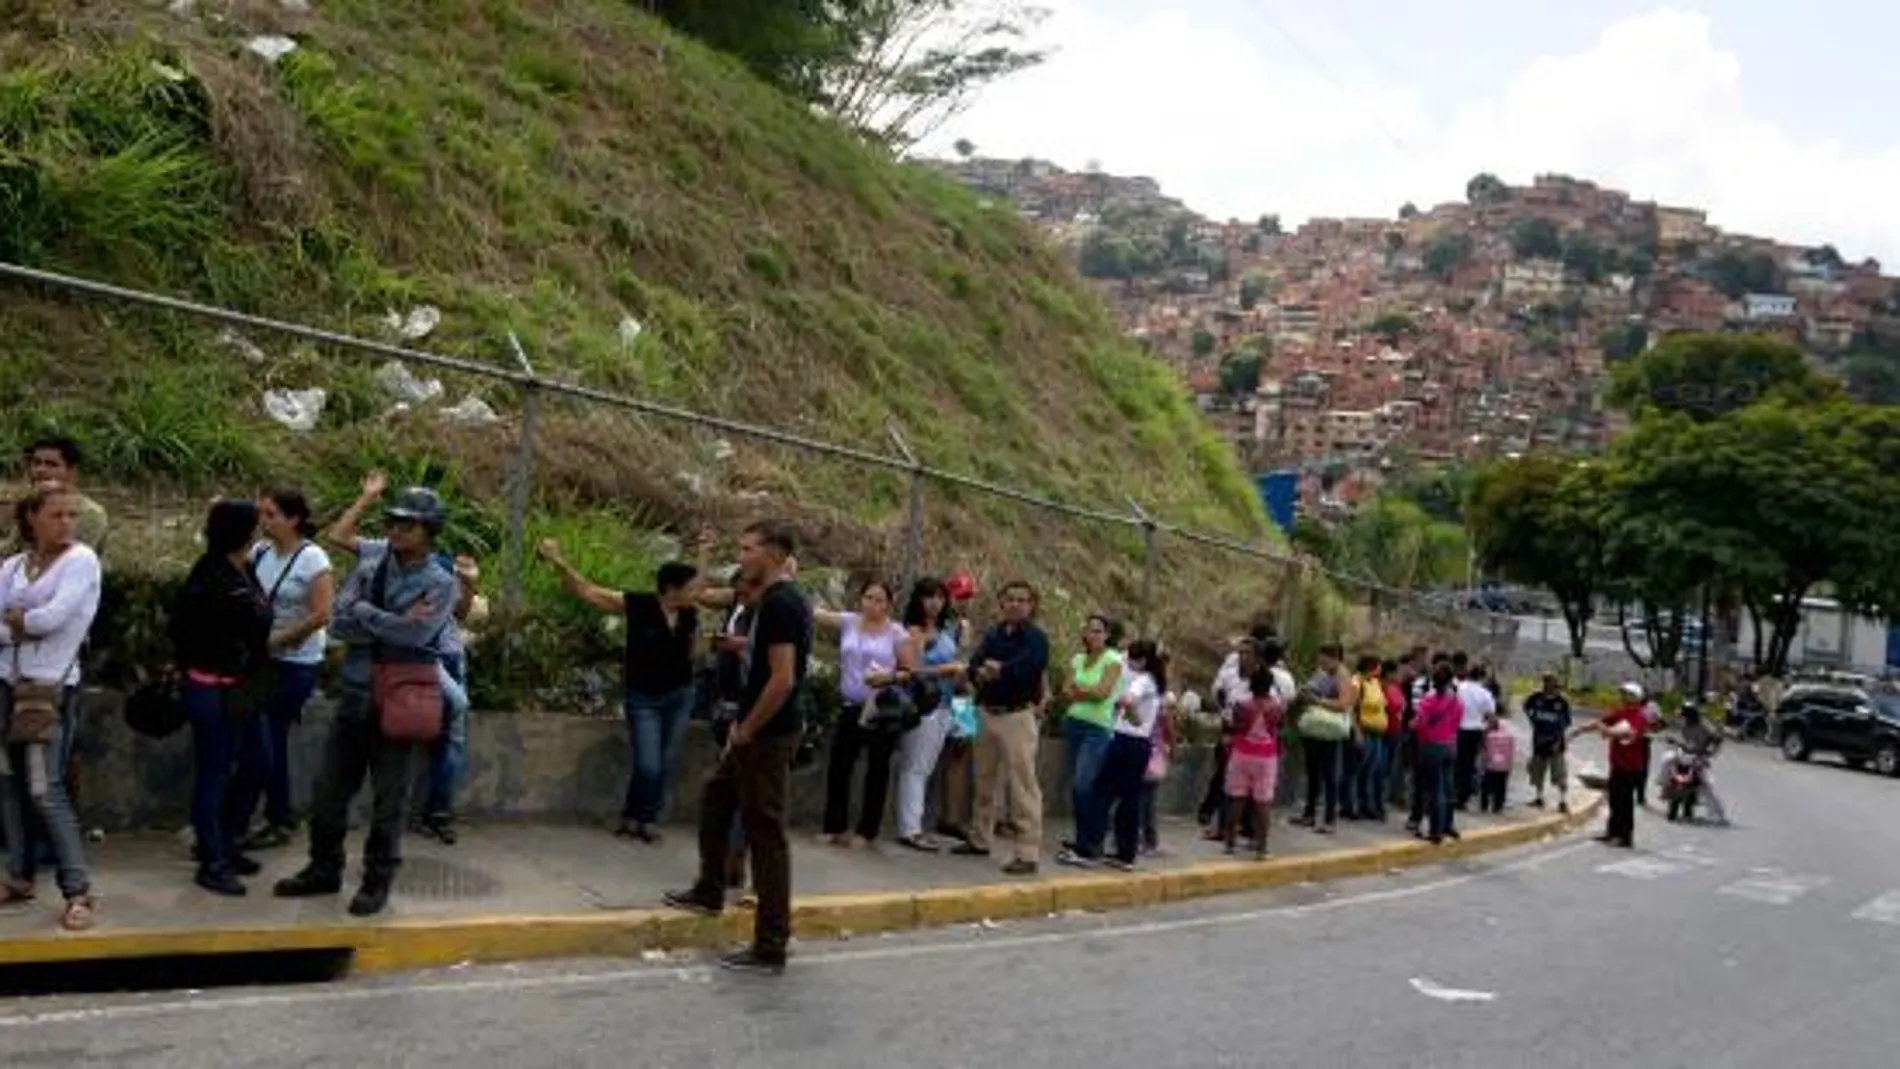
[1559,801,1571,815]
[1054,848,1096,869]
[195,868,247,897]
[230,855,263,877]
[896,835,938,853]
[348,881,391,917]
[718,947,787,975]
[1102,857,1135,872]
[1000,858,1039,877]
[949,843,990,858]
[1529,797,1546,809]
[418,815,458,846]
[273,867,342,898]
[662,888,724,917]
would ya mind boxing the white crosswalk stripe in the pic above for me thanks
[1717,871,1831,905]
[1850,891,1900,926]
[1596,856,1695,880]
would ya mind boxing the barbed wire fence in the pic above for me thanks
[0,261,1520,692]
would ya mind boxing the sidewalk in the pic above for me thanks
[0,790,1600,975]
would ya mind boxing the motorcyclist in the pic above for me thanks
[1666,704,1729,826]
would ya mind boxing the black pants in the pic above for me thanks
[1339,740,1363,817]
[1606,768,1640,845]
[1635,738,1652,805]
[1302,738,1340,825]
[1455,729,1484,808]
[1479,770,1509,813]
[695,734,799,957]
[1097,734,1151,864]
[306,688,416,886]
[1199,740,1230,824]
[822,710,898,840]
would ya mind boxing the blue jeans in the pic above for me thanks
[1354,735,1390,819]
[185,680,243,870]
[0,682,90,898]
[230,661,319,834]
[424,654,467,819]
[1064,717,1113,853]
[1419,742,1455,840]
[623,684,694,825]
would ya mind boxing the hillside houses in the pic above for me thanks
[926,158,1900,481]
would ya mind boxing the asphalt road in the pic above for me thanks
[5,740,1899,1069]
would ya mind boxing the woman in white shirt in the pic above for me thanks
[231,489,333,851]
[1089,639,1167,871]
[0,484,102,931]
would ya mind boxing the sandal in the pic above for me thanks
[60,894,98,932]
[0,878,34,907]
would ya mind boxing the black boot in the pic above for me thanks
[349,875,393,917]
[274,866,343,898]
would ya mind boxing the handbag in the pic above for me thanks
[125,674,188,739]
[365,551,446,744]
[1298,706,1352,742]
[7,643,74,747]
[859,684,920,736]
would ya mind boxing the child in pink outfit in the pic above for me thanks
[1479,714,1515,813]
[1224,666,1284,859]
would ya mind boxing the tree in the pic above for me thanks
[649,0,856,99]
[1423,232,1473,281]
[952,137,976,158]
[1465,172,1510,205]
[1219,352,1263,397]
[1510,217,1563,260]
[1238,272,1269,310]
[1383,230,1406,255]
[1398,201,1419,220]
[1369,311,1418,345]
[1608,402,1888,676]
[1842,351,1900,405]
[1076,229,1132,280]
[1190,329,1217,358]
[1597,321,1650,363]
[1561,235,1608,283]
[1805,244,1845,270]
[1388,463,1473,525]
[1256,213,1282,236]
[1466,456,1611,659]
[821,1,1050,150]
[1705,249,1781,299]
[1606,333,1839,421]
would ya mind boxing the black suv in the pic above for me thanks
[1777,680,1900,776]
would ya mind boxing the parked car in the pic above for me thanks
[1776,680,1900,776]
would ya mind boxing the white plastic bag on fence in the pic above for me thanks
[375,360,444,405]
[262,388,328,432]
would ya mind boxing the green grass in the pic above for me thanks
[0,0,1301,706]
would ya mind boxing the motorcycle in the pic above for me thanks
[1725,690,1769,742]
[1660,740,1721,824]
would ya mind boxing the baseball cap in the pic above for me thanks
[1619,681,1644,698]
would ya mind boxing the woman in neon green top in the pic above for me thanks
[1055,614,1123,866]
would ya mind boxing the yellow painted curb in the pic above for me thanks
[0,795,1602,977]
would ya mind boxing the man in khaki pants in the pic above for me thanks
[953,581,1051,876]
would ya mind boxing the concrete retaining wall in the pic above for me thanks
[65,691,1347,832]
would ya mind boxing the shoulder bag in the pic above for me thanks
[367,552,446,744]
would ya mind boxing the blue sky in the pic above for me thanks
[926,1,1900,263]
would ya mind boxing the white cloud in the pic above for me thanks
[932,4,1900,264]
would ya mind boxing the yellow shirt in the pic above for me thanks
[1354,673,1389,735]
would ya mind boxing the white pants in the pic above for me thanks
[897,706,953,838]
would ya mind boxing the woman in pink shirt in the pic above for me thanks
[1223,664,1284,859]
[1411,663,1463,844]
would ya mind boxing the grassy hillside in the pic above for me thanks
[0,0,1301,704]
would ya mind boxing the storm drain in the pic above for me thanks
[393,855,504,901]
[0,948,354,999]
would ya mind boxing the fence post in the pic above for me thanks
[502,333,538,622]
[1126,497,1157,639]
[887,422,923,600]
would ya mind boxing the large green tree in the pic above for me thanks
[1606,332,1838,421]
[1466,455,1611,658]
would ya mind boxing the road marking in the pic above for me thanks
[1655,844,1719,867]
[0,840,1596,1030]
[1409,977,1497,1003]
[1851,891,1900,926]
[1717,873,1831,905]
[1596,857,1692,880]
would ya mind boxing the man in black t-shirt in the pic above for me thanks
[1522,674,1573,813]
[665,520,810,974]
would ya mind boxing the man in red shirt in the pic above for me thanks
[1573,682,1649,848]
